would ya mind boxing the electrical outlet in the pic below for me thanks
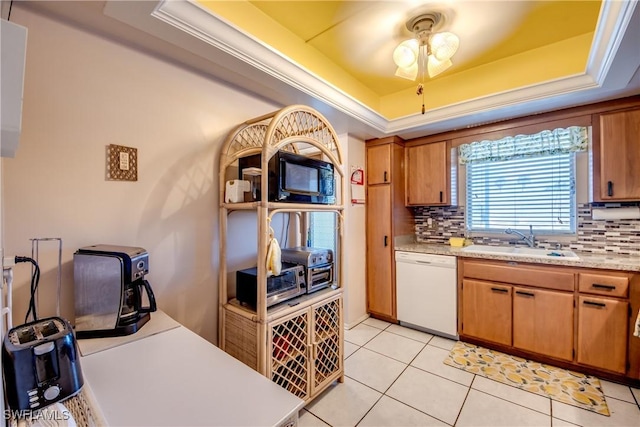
[3,256,15,268]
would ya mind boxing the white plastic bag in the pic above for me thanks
[266,227,281,277]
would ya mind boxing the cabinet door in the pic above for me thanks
[596,109,640,200]
[310,295,342,396]
[366,185,394,318]
[461,279,512,346]
[577,296,628,374]
[269,309,310,399]
[513,287,573,361]
[367,144,391,185]
[405,142,449,206]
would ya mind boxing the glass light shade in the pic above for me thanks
[430,32,459,61]
[395,63,418,81]
[393,39,419,68]
[427,55,452,77]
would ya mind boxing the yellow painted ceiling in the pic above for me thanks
[198,1,601,119]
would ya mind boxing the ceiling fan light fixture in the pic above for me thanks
[393,39,419,68]
[429,32,459,61]
[392,11,458,81]
[395,64,418,80]
[427,56,452,77]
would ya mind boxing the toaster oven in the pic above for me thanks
[280,247,335,294]
[236,263,306,309]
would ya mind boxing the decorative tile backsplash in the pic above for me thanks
[414,203,640,255]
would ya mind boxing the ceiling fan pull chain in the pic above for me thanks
[416,83,425,115]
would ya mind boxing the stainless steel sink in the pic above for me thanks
[460,244,580,260]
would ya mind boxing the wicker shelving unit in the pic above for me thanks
[218,105,345,402]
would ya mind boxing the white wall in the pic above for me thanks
[2,8,280,343]
[342,135,367,328]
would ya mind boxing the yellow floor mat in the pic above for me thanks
[443,341,610,416]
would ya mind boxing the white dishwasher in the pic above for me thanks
[396,251,458,339]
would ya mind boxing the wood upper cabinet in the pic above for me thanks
[405,141,451,206]
[367,144,391,185]
[513,286,573,361]
[366,185,394,317]
[593,108,640,201]
[577,295,629,374]
[461,279,512,346]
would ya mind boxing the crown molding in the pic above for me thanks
[104,0,640,138]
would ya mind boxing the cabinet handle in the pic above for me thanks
[607,181,613,197]
[384,236,388,247]
[592,283,616,291]
[515,290,535,297]
[583,300,606,308]
[439,191,443,203]
[384,171,388,182]
[490,287,509,294]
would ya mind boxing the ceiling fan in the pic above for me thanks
[393,11,459,81]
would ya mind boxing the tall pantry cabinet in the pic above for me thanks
[365,137,413,322]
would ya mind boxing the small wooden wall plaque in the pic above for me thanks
[106,144,138,181]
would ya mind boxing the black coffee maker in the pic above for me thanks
[73,245,157,339]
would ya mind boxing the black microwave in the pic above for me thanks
[236,263,306,309]
[239,151,335,204]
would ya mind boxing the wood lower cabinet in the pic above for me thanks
[269,294,342,400]
[459,258,640,383]
[577,295,629,374]
[461,279,512,346]
[513,286,573,361]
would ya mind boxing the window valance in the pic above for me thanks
[458,126,588,165]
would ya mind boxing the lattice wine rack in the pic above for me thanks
[270,312,309,398]
[313,298,341,389]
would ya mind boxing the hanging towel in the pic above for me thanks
[634,309,640,338]
[266,226,281,277]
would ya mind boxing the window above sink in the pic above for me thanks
[459,126,588,236]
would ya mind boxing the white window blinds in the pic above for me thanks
[309,212,336,251]
[466,154,576,233]
[461,126,586,235]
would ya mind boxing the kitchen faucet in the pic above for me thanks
[505,225,536,248]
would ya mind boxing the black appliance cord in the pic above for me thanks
[14,256,41,323]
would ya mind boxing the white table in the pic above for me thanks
[80,325,304,426]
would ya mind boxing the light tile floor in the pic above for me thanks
[300,318,640,427]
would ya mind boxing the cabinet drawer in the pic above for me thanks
[578,273,629,298]
[462,260,574,292]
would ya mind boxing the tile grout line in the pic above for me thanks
[340,324,628,426]
[452,374,476,426]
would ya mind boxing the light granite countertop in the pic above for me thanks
[395,242,640,272]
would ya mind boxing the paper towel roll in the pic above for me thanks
[591,206,640,220]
